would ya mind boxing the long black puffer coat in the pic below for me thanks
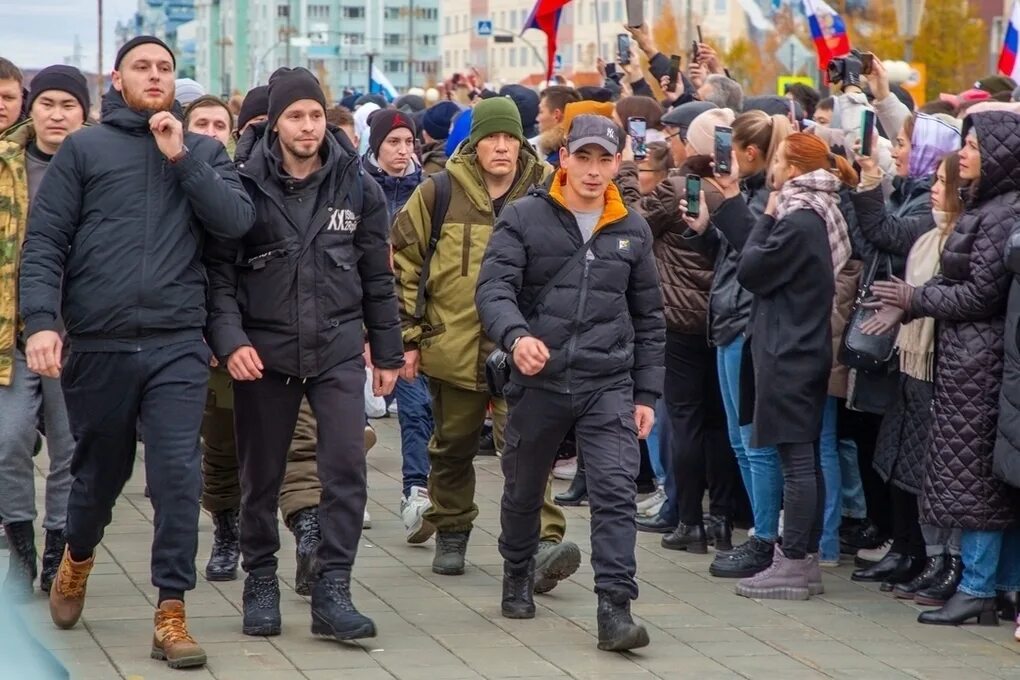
[911,111,1020,530]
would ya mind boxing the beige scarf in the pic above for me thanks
[897,210,951,382]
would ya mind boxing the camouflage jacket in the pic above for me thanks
[0,121,32,386]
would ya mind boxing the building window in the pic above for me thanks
[276,4,289,18]
[342,6,365,19]
[445,16,450,33]
[715,0,727,13]
[384,33,403,46]
[614,0,623,21]
[341,33,364,45]
[308,4,329,20]
[384,59,405,72]
[419,34,437,46]
[384,6,401,20]
[444,50,451,67]
[422,8,438,20]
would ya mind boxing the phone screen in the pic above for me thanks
[668,55,681,88]
[861,52,875,76]
[629,117,647,160]
[617,34,631,65]
[860,109,876,156]
[714,126,733,174]
[626,0,644,27]
[685,175,702,218]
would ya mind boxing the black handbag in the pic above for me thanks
[485,240,596,397]
[839,253,899,371]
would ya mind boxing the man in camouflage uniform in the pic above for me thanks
[0,66,89,597]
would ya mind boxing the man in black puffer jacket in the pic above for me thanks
[476,115,665,652]
[18,37,255,668]
[205,67,403,644]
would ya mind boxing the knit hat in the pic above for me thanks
[267,67,326,130]
[368,109,417,156]
[686,108,736,157]
[560,100,615,137]
[422,101,460,141]
[237,85,269,131]
[115,35,175,70]
[577,86,614,103]
[394,94,426,114]
[356,94,388,110]
[174,78,205,106]
[976,75,1017,96]
[499,85,540,137]
[28,64,90,115]
[661,101,717,139]
[469,97,524,146]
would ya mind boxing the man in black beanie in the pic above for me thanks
[205,66,402,643]
[19,37,255,669]
[236,85,269,137]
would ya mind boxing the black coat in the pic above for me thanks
[873,374,933,494]
[732,209,835,448]
[475,181,666,407]
[19,88,255,349]
[206,123,403,378]
[911,111,1020,530]
[994,229,1020,489]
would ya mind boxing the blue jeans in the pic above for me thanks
[818,397,841,561]
[838,436,868,519]
[959,527,1020,598]
[655,398,678,525]
[646,398,667,484]
[395,375,433,496]
[716,337,782,542]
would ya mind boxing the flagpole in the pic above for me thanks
[594,0,603,62]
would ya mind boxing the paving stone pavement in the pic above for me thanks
[4,416,1020,679]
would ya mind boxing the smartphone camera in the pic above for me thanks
[617,34,631,66]
[713,125,733,175]
[628,117,647,161]
[685,174,702,218]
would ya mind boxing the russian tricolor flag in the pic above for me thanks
[523,0,573,81]
[998,1,1020,82]
[803,0,852,72]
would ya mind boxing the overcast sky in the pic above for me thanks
[1,0,140,72]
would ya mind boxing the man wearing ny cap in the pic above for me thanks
[476,114,665,651]
[0,64,90,601]
[18,36,255,668]
[205,67,402,643]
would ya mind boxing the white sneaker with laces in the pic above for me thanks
[401,486,435,544]
[856,539,893,564]
[636,486,666,517]
[552,458,577,480]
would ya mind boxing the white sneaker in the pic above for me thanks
[387,400,399,416]
[636,486,666,517]
[363,508,372,530]
[364,425,377,454]
[401,486,435,544]
[856,539,892,564]
[552,458,577,480]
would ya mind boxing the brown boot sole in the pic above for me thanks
[151,645,208,669]
[49,592,84,630]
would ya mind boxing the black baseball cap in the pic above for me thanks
[567,114,625,155]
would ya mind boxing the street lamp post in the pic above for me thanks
[366,50,378,93]
[217,36,234,97]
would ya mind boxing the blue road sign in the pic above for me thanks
[476,20,493,36]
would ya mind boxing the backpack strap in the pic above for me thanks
[412,170,451,322]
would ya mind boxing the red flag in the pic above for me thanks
[523,0,573,81]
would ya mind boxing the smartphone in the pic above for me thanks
[696,25,704,43]
[861,52,875,76]
[617,34,631,65]
[685,175,702,219]
[667,54,681,89]
[787,97,798,126]
[691,40,699,63]
[628,117,647,161]
[714,125,733,174]
[605,62,618,78]
[626,0,644,27]
[860,109,876,157]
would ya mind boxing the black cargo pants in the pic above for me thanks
[499,379,640,600]
[233,357,365,578]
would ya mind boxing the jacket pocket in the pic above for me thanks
[322,245,362,325]
[238,244,294,327]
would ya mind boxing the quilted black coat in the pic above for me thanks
[993,229,1020,489]
[911,111,1020,530]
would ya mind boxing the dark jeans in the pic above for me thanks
[395,375,432,496]
[889,485,924,559]
[666,331,743,526]
[233,358,366,577]
[777,441,825,559]
[61,340,209,593]
[500,380,640,600]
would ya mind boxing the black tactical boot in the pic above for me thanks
[287,508,321,596]
[205,508,240,582]
[432,531,470,575]
[3,522,38,598]
[311,573,377,640]
[501,559,536,619]
[710,535,775,578]
[39,529,66,594]
[596,591,650,652]
[242,573,281,636]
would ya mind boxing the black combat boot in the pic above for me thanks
[501,559,535,619]
[242,573,281,636]
[3,522,38,598]
[432,530,470,575]
[554,449,587,506]
[39,529,66,594]
[205,508,240,582]
[287,507,321,596]
[596,591,650,652]
[311,573,376,640]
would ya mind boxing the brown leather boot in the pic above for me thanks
[151,600,207,669]
[49,546,94,629]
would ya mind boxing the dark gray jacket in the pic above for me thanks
[19,88,255,350]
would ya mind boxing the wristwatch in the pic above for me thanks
[510,336,525,354]
[169,145,189,164]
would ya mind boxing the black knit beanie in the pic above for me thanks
[115,36,175,69]
[237,85,269,131]
[368,109,417,156]
[267,67,326,130]
[28,65,90,115]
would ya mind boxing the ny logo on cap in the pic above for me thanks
[606,127,617,141]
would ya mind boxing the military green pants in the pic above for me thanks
[201,369,320,521]
[424,379,565,541]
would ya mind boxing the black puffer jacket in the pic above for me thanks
[911,111,1020,529]
[475,176,666,407]
[995,231,1020,488]
[206,122,403,378]
[19,88,255,349]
